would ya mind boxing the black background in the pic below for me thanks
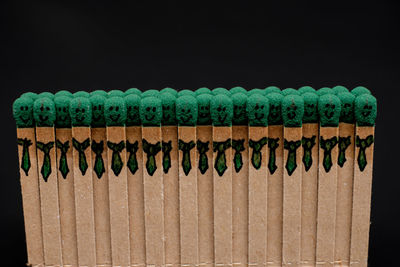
[1,1,399,266]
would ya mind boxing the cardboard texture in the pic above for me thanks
[36,126,63,266]
[17,128,44,267]
[300,123,319,267]
[232,125,248,267]
[334,123,355,267]
[282,127,302,267]
[179,126,199,266]
[197,125,214,267]
[72,126,96,267]
[248,127,268,267]
[212,126,233,267]
[127,126,146,267]
[350,126,375,267]
[55,128,78,267]
[316,127,339,267]
[142,126,165,267]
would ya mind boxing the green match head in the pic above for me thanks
[161,87,178,97]
[104,97,127,126]
[54,96,72,128]
[69,97,92,127]
[73,91,90,98]
[196,94,212,125]
[108,90,125,98]
[142,89,160,98]
[178,89,195,97]
[248,88,265,96]
[332,85,349,95]
[124,94,141,126]
[33,97,56,127]
[318,94,341,127]
[337,92,355,123]
[38,92,54,100]
[125,88,142,96]
[195,87,211,96]
[160,93,177,126]
[266,92,283,125]
[55,90,73,98]
[212,87,231,96]
[317,87,334,96]
[89,95,106,127]
[90,90,108,97]
[13,97,35,128]
[351,86,371,96]
[210,94,233,126]
[355,94,377,126]
[264,86,281,95]
[302,92,319,123]
[176,96,197,126]
[298,86,316,94]
[282,88,300,96]
[230,86,247,95]
[282,95,304,127]
[140,96,162,126]
[20,92,38,100]
[231,93,248,125]
[246,94,269,126]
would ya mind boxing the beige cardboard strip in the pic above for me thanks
[248,126,268,267]
[127,126,146,267]
[17,128,44,267]
[36,126,63,266]
[316,126,339,267]
[197,125,214,267]
[72,126,96,267]
[91,127,112,267]
[232,125,248,267]
[107,126,131,267]
[334,123,355,267]
[266,125,283,267]
[300,123,319,267]
[142,126,165,267]
[55,128,78,267]
[349,126,375,267]
[282,127,302,267]
[212,126,232,267]
[179,126,199,266]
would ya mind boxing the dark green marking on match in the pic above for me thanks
[17,138,32,175]
[56,140,70,179]
[162,141,172,174]
[355,135,374,171]
[268,137,280,174]
[338,136,351,168]
[178,140,196,176]
[37,141,55,181]
[72,138,90,175]
[142,139,162,176]
[302,136,316,171]
[213,138,232,176]
[197,140,210,175]
[107,141,125,176]
[284,139,301,176]
[320,136,338,172]
[127,140,139,175]
[91,140,106,179]
[249,137,268,170]
[232,139,245,173]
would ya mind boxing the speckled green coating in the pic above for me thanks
[124,94,141,126]
[195,87,211,96]
[266,92,283,125]
[13,97,35,128]
[33,97,56,127]
[355,94,377,126]
[210,94,233,126]
[90,90,108,97]
[337,92,355,123]
[20,92,38,100]
[55,90,73,98]
[332,85,349,95]
[54,96,72,128]
[142,89,160,98]
[212,87,231,96]
[282,88,300,96]
[282,95,304,127]
[317,87,334,96]
[104,97,127,126]
[140,96,162,126]
[351,86,371,96]
[298,86,316,94]
[248,89,265,96]
[69,97,92,127]
[108,90,125,98]
[318,94,341,127]
[73,91,90,98]
[161,87,178,97]
[232,93,248,125]
[160,93,176,126]
[178,89,195,97]
[247,94,269,126]
[176,96,197,126]
[125,88,142,96]
[230,86,247,95]
[196,94,212,125]
[302,92,319,123]
[264,86,281,95]
[38,92,54,99]
[90,95,107,127]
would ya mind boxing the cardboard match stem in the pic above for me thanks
[107,126,131,266]
[126,126,146,267]
[16,128,44,267]
[55,128,78,266]
[350,126,375,267]
[316,126,339,267]
[282,127,302,267]
[179,126,199,265]
[142,126,165,267]
[72,126,96,267]
[300,123,319,267]
[232,125,248,267]
[334,123,355,267]
[197,125,214,267]
[213,126,233,267]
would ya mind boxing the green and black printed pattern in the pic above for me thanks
[284,139,301,176]
[162,141,172,174]
[72,138,90,175]
[213,139,231,176]
[320,136,338,172]
[56,140,70,179]
[142,139,161,176]
[302,136,316,171]
[197,140,209,174]
[232,139,245,173]
[338,136,351,167]
[249,137,268,170]
[17,138,32,176]
[107,141,125,176]
[178,140,196,176]
[37,141,55,181]
[91,140,105,178]
[127,140,139,175]
[268,137,279,174]
[356,135,374,171]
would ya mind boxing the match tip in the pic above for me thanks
[355,94,377,126]
[247,94,269,126]
[140,96,162,126]
[318,94,341,127]
[282,95,304,127]
[211,94,233,126]
[69,97,92,127]
[13,97,35,128]
[176,95,197,126]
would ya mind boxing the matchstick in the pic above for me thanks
[316,94,341,267]
[281,95,304,267]
[70,97,96,267]
[33,97,63,266]
[350,94,377,267]
[211,94,233,267]
[13,96,44,267]
[54,96,79,267]
[177,95,199,267]
[247,94,269,267]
